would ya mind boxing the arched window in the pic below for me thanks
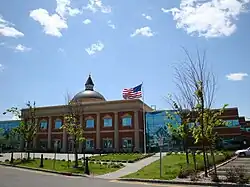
[85,117,95,128]
[103,115,112,127]
[40,120,48,129]
[122,114,132,127]
[55,119,62,129]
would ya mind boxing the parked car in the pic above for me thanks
[235,147,250,157]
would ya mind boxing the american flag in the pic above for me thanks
[122,84,143,99]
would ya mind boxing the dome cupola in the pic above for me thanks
[72,75,106,103]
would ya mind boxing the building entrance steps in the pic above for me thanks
[96,152,167,180]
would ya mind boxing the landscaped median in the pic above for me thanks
[89,153,155,163]
[123,151,234,180]
[0,157,124,176]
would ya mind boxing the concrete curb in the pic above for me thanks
[119,178,250,187]
[0,163,91,178]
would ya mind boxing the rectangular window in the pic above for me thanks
[122,117,132,127]
[226,120,240,127]
[40,121,48,129]
[103,139,113,149]
[86,139,94,149]
[55,120,62,129]
[86,119,94,128]
[39,140,48,149]
[122,138,132,148]
[104,118,112,127]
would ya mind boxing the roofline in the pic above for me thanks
[21,99,152,111]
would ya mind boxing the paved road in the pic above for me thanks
[0,166,197,187]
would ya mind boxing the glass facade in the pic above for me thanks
[146,110,181,151]
[0,120,21,149]
[0,120,20,136]
[145,110,245,151]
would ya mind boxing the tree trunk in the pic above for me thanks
[74,139,78,168]
[27,141,30,160]
[210,145,217,176]
[192,151,197,171]
[201,99,208,177]
[184,138,189,165]
[206,149,210,169]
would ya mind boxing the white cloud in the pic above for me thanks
[226,73,248,81]
[0,15,24,38]
[85,41,104,55]
[107,20,116,29]
[163,0,250,38]
[83,19,91,24]
[55,0,82,18]
[30,0,82,37]
[130,26,154,37]
[58,48,65,52]
[84,0,111,13]
[142,13,152,20]
[0,64,4,72]
[30,8,68,37]
[15,44,32,52]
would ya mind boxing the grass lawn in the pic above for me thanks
[124,151,234,180]
[89,153,154,162]
[3,158,123,175]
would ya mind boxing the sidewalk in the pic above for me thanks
[96,152,166,180]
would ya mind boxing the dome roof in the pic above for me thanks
[72,75,106,102]
[73,90,105,101]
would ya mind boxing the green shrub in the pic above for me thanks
[5,159,9,162]
[178,166,193,178]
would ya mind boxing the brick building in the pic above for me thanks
[21,75,152,153]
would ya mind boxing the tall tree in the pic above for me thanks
[3,101,38,159]
[167,95,191,165]
[173,48,217,177]
[62,95,85,168]
[193,105,228,177]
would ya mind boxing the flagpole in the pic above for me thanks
[142,82,147,154]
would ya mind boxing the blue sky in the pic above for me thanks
[0,0,249,120]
